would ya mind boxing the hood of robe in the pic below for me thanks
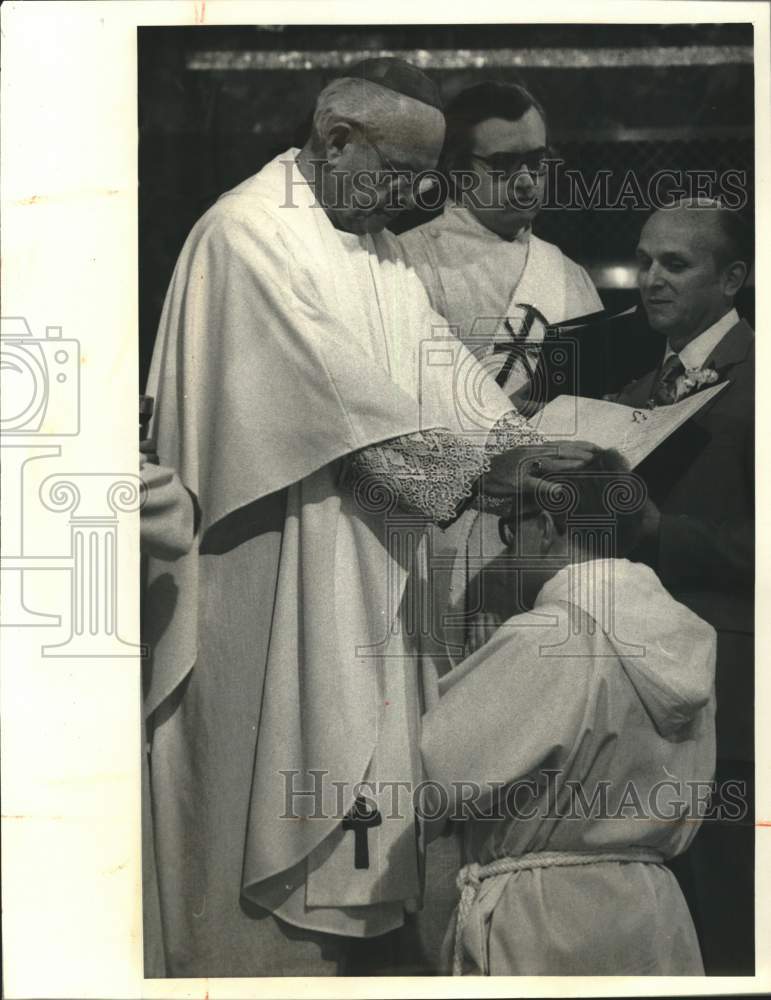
[536,559,716,738]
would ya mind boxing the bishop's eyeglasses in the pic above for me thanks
[361,131,439,198]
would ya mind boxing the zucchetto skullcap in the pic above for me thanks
[346,57,443,112]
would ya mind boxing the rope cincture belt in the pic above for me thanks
[452,847,665,975]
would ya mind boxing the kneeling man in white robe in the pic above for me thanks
[421,449,716,975]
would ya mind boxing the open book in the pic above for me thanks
[532,382,727,469]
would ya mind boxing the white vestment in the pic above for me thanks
[421,559,717,975]
[143,150,522,975]
[399,203,602,396]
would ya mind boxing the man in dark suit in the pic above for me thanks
[615,199,754,975]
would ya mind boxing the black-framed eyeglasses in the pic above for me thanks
[471,147,551,178]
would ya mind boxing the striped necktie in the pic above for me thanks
[651,353,685,406]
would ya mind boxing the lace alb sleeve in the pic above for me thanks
[341,409,545,524]
[485,407,545,451]
[342,427,485,523]
[474,408,547,514]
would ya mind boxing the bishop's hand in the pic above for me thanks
[483,439,600,497]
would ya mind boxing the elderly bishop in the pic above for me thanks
[142,59,592,978]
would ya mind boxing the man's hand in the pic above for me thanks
[484,440,599,497]
[140,437,159,465]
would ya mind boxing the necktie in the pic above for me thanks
[651,353,685,406]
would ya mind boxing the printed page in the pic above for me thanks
[534,382,728,468]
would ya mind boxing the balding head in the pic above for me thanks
[297,66,445,235]
[635,201,751,349]
[309,77,444,161]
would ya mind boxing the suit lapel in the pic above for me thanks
[704,319,754,373]
[620,318,753,407]
[686,319,754,420]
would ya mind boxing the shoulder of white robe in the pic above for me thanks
[437,605,567,697]
[195,193,286,251]
[184,193,327,310]
[507,236,567,324]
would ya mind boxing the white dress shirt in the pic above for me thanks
[665,307,739,369]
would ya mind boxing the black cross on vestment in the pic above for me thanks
[492,306,540,387]
[342,796,382,869]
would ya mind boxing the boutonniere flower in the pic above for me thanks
[648,364,720,408]
[673,365,720,400]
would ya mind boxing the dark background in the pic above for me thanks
[138,23,754,386]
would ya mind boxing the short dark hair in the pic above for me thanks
[502,449,646,559]
[440,81,548,175]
